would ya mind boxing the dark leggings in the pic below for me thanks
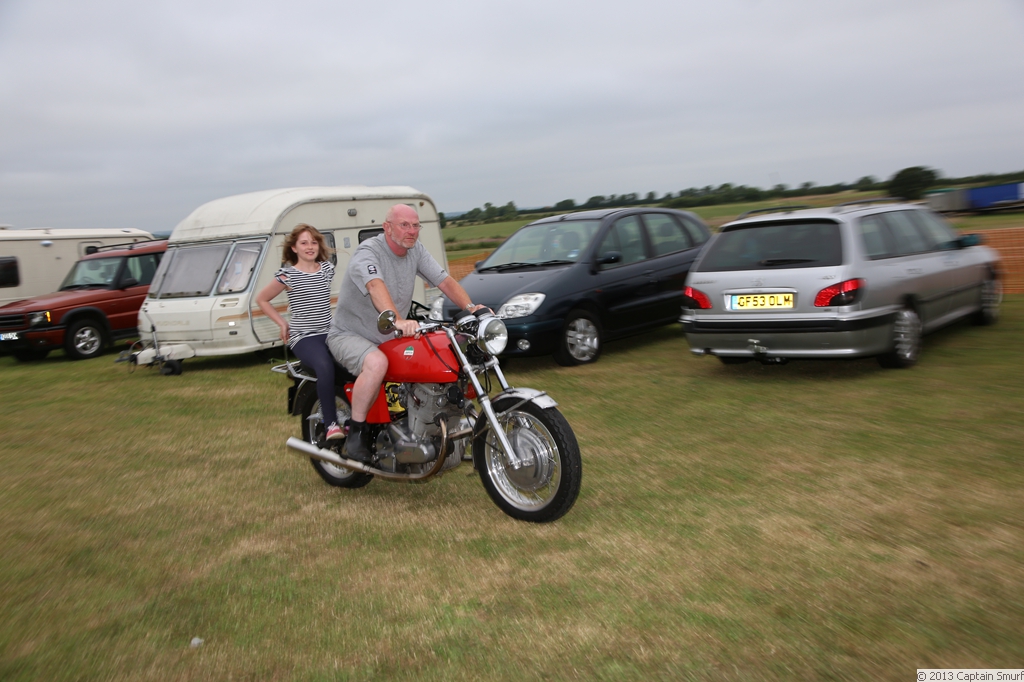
[291,334,339,427]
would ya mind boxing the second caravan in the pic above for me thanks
[134,186,447,368]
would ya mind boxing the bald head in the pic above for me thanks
[383,204,422,255]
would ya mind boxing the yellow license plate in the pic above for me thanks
[731,293,793,310]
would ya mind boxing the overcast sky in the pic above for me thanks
[2,0,1022,231]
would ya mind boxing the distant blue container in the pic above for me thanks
[968,182,1024,210]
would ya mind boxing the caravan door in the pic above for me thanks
[209,240,272,347]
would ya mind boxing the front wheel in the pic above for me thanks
[65,319,105,360]
[555,310,602,366]
[474,397,581,522]
[300,392,373,489]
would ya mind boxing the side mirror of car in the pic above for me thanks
[594,252,622,271]
[958,234,983,248]
[120,277,139,289]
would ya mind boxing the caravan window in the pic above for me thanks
[358,228,383,243]
[216,241,264,294]
[321,231,337,266]
[0,257,18,288]
[149,243,231,298]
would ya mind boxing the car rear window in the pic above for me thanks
[696,220,843,272]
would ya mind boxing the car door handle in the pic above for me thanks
[906,268,923,275]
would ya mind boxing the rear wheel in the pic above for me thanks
[300,392,373,489]
[555,310,601,366]
[972,275,1001,326]
[878,306,921,369]
[65,319,105,360]
[474,396,581,523]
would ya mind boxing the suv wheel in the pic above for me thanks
[878,306,921,369]
[65,319,106,360]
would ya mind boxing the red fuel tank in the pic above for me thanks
[379,331,459,383]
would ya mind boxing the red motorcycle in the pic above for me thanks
[275,309,581,523]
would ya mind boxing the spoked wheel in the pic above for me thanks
[555,310,601,366]
[473,396,581,522]
[973,275,1001,326]
[878,306,922,369]
[300,394,373,489]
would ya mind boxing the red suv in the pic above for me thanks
[0,240,167,361]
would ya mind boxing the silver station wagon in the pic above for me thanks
[679,200,1002,367]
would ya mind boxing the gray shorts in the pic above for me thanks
[326,332,377,376]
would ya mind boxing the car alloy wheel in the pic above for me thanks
[556,311,602,366]
[65,319,105,360]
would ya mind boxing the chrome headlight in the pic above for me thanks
[497,293,545,319]
[28,311,52,327]
[477,315,508,355]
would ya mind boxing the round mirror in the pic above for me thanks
[377,309,397,334]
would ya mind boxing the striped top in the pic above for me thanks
[274,261,334,347]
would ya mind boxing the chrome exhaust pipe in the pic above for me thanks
[286,437,374,473]
[285,435,452,482]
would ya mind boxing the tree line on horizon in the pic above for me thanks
[443,167,1024,227]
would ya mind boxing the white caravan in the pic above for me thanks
[134,186,448,366]
[0,227,153,306]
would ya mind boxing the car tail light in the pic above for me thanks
[814,279,864,307]
[684,286,713,309]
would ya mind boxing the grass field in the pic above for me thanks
[2,298,1023,680]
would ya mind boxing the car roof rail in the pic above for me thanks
[736,205,812,220]
[832,197,902,212]
[91,238,166,253]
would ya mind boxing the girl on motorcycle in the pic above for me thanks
[256,224,343,440]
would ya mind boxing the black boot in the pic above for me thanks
[344,420,373,464]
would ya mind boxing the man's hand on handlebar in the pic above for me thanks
[394,319,421,338]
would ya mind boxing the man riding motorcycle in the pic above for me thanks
[327,203,486,463]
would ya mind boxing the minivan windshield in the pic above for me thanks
[60,256,123,289]
[480,220,600,271]
[149,244,231,298]
[696,220,843,272]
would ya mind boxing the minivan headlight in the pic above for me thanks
[497,293,545,319]
[28,311,52,327]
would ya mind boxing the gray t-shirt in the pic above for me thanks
[329,234,448,344]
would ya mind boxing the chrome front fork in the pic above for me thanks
[444,329,525,470]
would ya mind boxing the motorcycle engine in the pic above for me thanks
[375,383,468,474]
